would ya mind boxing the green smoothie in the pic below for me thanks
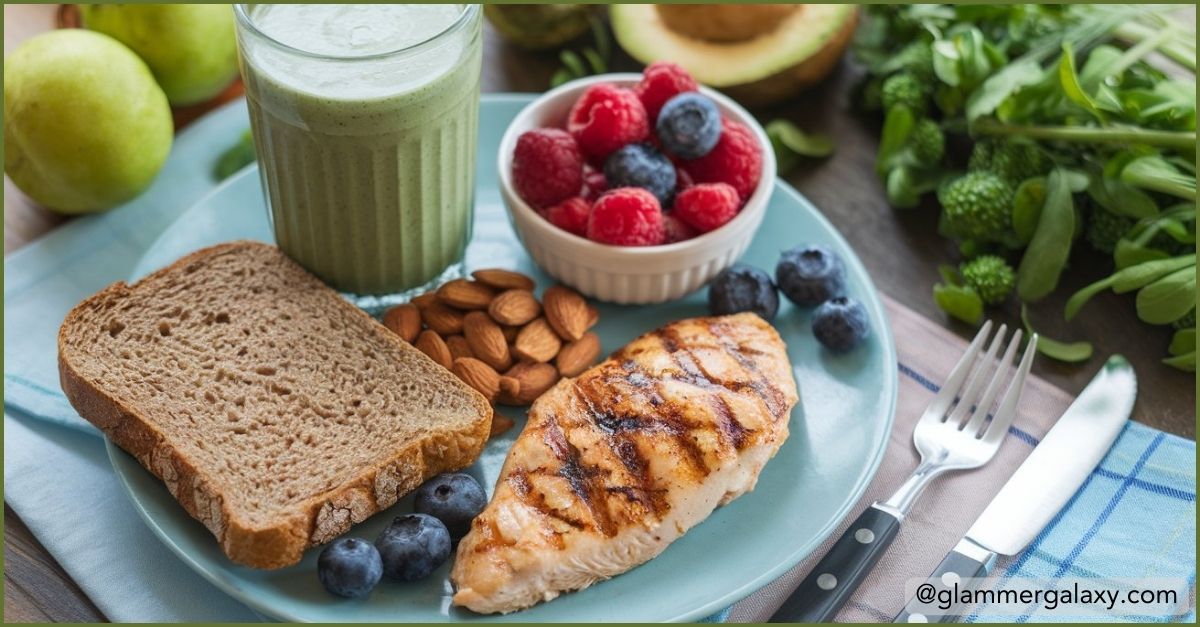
[236,4,481,296]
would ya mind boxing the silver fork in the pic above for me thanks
[770,321,1038,623]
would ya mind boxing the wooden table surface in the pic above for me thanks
[5,4,1195,622]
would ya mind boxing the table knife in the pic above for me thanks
[893,355,1137,623]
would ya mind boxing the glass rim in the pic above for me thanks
[233,4,478,62]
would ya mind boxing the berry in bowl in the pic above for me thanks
[498,64,776,304]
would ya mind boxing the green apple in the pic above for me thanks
[81,4,238,107]
[4,29,173,214]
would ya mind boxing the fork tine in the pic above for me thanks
[945,324,1007,427]
[982,334,1039,446]
[923,321,993,423]
[962,329,1022,437]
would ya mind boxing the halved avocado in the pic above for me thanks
[611,4,858,106]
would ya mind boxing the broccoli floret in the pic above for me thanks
[910,118,945,164]
[960,255,1016,305]
[968,139,1050,185]
[967,140,994,171]
[1173,309,1196,330]
[859,76,885,111]
[1086,208,1136,255]
[882,73,925,112]
[938,172,1015,241]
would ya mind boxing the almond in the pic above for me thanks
[513,317,562,363]
[415,330,452,369]
[445,335,474,361]
[556,331,601,377]
[411,292,439,310]
[381,304,421,343]
[498,375,521,402]
[472,268,536,291]
[452,357,500,404]
[500,323,519,343]
[543,285,590,341]
[586,303,600,329]
[489,410,516,438]
[437,279,495,310]
[488,289,541,326]
[464,311,512,371]
[422,302,464,335]
[501,361,560,405]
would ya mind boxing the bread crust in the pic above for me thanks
[58,241,492,569]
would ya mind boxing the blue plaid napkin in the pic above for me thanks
[967,422,1196,623]
[4,98,1194,623]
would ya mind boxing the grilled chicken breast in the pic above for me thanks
[451,313,798,614]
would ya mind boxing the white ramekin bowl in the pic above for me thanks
[498,73,776,305]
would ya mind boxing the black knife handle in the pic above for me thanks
[770,504,902,623]
[893,548,992,623]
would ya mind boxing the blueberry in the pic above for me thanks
[374,513,451,581]
[414,473,487,540]
[776,244,847,306]
[812,297,870,352]
[708,264,779,321]
[317,537,383,598]
[604,143,677,206]
[656,93,721,159]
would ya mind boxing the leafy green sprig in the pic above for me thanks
[855,4,1197,369]
[550,14,611,87]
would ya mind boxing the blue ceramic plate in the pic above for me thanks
[110,95,896,622]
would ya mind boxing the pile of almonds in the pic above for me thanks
[381,269,601,423]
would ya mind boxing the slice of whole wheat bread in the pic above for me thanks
[58,241,492,569]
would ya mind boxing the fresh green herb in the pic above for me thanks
[550,14,610,87]
[1135,266,1196,324]
[767,120,834,174]
[1022,305,1094,362]
[855,4,1197,367]
[213,130,256,181]
[934,282,984,325]
[1065,253,1196,319]
[1017,169,1075,302]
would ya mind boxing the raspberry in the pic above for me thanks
[582,167,608,201]
[545,197,591,237]
[512,128,584,209]
[635,61,698,122]
[681,119,762,201]
[587,187,664,246]
[567,84,649,162]
[673,183,740,233]
[663,213,698,244]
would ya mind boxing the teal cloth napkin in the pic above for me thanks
[3,97,1194,622]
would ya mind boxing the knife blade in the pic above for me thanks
[894,355,1136,623]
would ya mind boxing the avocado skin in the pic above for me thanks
[612,5,858,107]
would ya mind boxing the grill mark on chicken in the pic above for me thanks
[542,412,619,537]
[711,394,749,449]
[505,469,578,548]
[706,320,788,419]
[574,374,710,481]
[655,324,787,424]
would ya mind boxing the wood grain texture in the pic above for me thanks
[4,7,1195,623]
